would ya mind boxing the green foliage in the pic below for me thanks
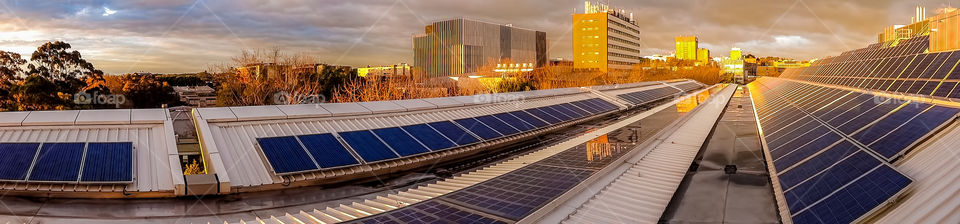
[1,41,113,111]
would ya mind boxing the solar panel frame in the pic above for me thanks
[371,127,431,157]
[297,134,361,168]
[427,121,481,146]
[256,136,320,175]
[0,143,41,182]
[337,130,401,163]
[79,142,135,183]
[27,142,86,182]
[401,124,458,151]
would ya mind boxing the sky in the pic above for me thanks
[0,0,945,74]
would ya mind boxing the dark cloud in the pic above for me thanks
[0,0,937,74]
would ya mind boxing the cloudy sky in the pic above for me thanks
[0,0,942,74]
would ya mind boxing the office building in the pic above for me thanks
[675,36,698,60]
[696,48,710,63]
[357,63,412,77]
[413,18,547,77]
[730,47,742,59]
[573,1,642,73]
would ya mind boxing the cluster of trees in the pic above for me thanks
[0,42,112,111]
[210,48,356,106]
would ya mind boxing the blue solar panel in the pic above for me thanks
[427,121,480,145]
[524,108,562,124]
[570,101,601,114]
[540,106,574,121]
[837,102,900,134]
[402,124,457,151]
[777,141,858,189]
[561,104,591,117]
[257,137,318,174]
[80,142,133,182]
[454,118,503,140]
[851,104,928,144]
[869,105,959,159]
[338,130,399,162]
[0,143,40,181]
[493,113,536,132]
[583,98,616,112]
[790,165,911,224]
[784,152,880,213]
[475,115,520,136]
[773,133,843,171]
[297,134,359,168]
[442,164,593,221]
[508,111,548,128]
[29,143,85,182]
[371,127,430,156]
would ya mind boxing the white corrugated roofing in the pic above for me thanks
[873,123,960,223]
[276,104,332,118]
[0,109,182,195]
[557,85,733,224]
[197,93,604,188]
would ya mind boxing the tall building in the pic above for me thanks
[573,1,642,73]
[696,48,710,63]
[413,18,547,77]
[675,36,698,60]
[730,47,742,59]
[357,63,412,77]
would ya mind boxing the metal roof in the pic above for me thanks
[0,109,182,195]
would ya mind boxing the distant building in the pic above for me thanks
[237,63,352,79]
[549,58,574,66]
[730,47,742,60]
[172,86,216,107]
[413,18,547,77]
[357,63,412,77]
[675,36,698,60]
[573,1,642,74]
[696,48,710,63]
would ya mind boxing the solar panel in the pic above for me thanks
[427,121,480,145]
[257,137,318,174]
[525,108,562,124]
[352,201,508,224]
[540,106,575,121]
[475,115,521,136]
[773,132,843,171]
[454,118,503,140]
[338,130,399,162]
[777,141,859,189]
[559,104,591,118]
[0,143,40,181]
[371,127,430,156]
[570,100,601,114]
[492,113,535,132]
[297,134,359,168]
[28,142,85,182]
[401,124,457,151]
[790,165,911,224]
[80,142,133,182]
[851,104,928,144]
[508,111,548,128]
[442,164,594,221]
[868,105,959,159]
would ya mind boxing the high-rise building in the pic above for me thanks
[413,18,547,77]
[573,1,642,73]
[730,47,742,59]
[675,36,698,60]
[696,48,710,63]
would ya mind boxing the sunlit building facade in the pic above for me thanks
[675,36,698,60]
[573,1,642,73]
[413,18,547,77]
[357,63,412,77]
[696,48,710,63]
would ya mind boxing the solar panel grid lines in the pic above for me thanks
[256,136,319,174]
[475,115,521,136]
[454,117,504,140]
[0,143,41,181]
[28,142,86,182]
[371,127,432,157]
[338,130,402,163]
[80,142,135,183]
[790,165,912,224]
[400,124,458,151]
[297,133,361,168]
[427,121,482,146]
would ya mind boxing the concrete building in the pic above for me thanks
[675,36,698,60]
[172,86,217,107]
[573,1,642,74]
[730,47,742,59]
[357,63,412,77]
[413,18,547,77]
[696,48,710,63]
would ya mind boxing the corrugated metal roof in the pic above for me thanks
[873,123,960,223]
[0,109,181,195]
[559,84,733,224]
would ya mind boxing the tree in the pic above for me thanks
[104,74,179,108]
[0,51,26,110]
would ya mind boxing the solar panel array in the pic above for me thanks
[0,142,134,183]
[780,36,960,98]
[255,98,620,175]
[747,78,960,223]
[617,86,683,105]
[350,101,688,223]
